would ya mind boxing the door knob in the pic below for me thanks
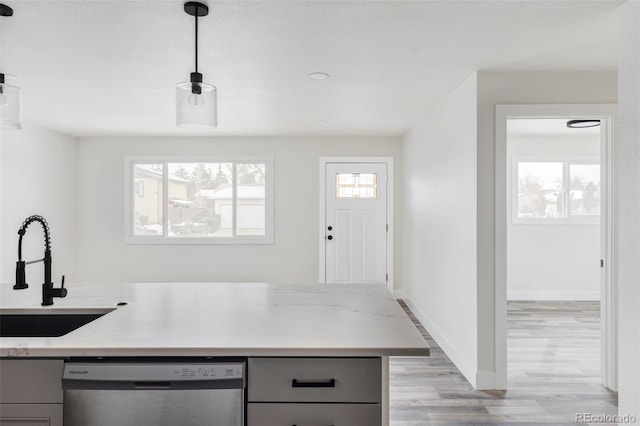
[327,235,333,240]
[327,226,333,231]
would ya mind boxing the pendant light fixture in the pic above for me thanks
[176,2,217,129]
[0,3,21,130]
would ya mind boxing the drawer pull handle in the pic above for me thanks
[291,378,336,388]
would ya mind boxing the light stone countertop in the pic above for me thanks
[0,282,430,358]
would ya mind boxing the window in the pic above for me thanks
[125,156,273,243]
[512,157,600,224]
[335,173,378,198]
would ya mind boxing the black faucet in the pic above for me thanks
[14,215,67,306]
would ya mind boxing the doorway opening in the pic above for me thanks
[506,118,616,404]
[494,105,616,392]
[318,157,394,292]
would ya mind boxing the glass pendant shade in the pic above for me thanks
[0,81,22,130]
[176,82,217,129]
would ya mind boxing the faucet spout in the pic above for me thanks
[14,260,27,289]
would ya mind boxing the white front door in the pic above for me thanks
[324,163,387,283]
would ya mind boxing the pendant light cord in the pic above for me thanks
[185,3,207,92]
[194,13,198,73]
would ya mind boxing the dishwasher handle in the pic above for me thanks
[134,381,171,389]
[62,362,245,390]
[63,377,244,391]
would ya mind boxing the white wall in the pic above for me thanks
[402,74,479,386]
[477,71,617,388]
[74,135,402,284]
[0,128,3,285]
[617,0,640,419]
[507,131,601,301]
[0,123,78,287]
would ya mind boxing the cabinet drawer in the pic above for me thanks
[247,403,380,426]
[248,358,380,403]
[0,360,64,404]
[0,403,63,426]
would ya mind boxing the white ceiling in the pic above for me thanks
[0,0,622,137]
[508,118,601,137]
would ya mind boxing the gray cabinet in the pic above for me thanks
[248,403,380,426]
[248,357,381,426]
[0,404,63,426]
[0,360,63,426]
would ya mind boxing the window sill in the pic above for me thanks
[125,236,274,245]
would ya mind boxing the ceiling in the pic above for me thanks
[508,118,601,137]
[0,0,622,137]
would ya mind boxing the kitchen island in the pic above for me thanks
[0,282,429,425]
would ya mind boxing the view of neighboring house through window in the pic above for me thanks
[133,164,165,236]
[127,157,273,243]
[513,157,600,224]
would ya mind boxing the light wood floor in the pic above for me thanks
[390,300,617,425]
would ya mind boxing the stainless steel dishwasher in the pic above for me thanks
[62,359,245,426]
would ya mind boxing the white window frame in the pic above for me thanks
[511,154,600,225]
[124,155,274,244]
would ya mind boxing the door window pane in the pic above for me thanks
[336,173,377,199]
[167,163,233,237]
[517,162,563,218]
[236,163,267,236]
[133,164,164,236]
[569,164,600,216]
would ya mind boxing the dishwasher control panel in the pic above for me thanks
[173,364,243,379]
[63,362,244,382]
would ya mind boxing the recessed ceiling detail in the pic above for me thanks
[308,72,330,80]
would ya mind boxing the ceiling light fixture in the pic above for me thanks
[176,2,216,129]
[0,3,21,130]
[567,119,600,129]
[308,72,330,80]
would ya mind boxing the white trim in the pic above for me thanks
[600,114,618,391]
[232,162,238,237]
[318,157,394,293]
[475,371,497,390]
[387,159,394,294]
[318,160,326,283]
[124,155,274,245]
[495,104,617,391]
[494,106,509,390]
[403,298,478,388]
[507,290,600,301]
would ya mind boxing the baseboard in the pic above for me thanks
[403,298,478,389]
[507,290,600,301]
[475,371,498,390]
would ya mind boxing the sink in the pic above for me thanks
[0,309,114,337]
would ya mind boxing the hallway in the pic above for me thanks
[390,300,617,425]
